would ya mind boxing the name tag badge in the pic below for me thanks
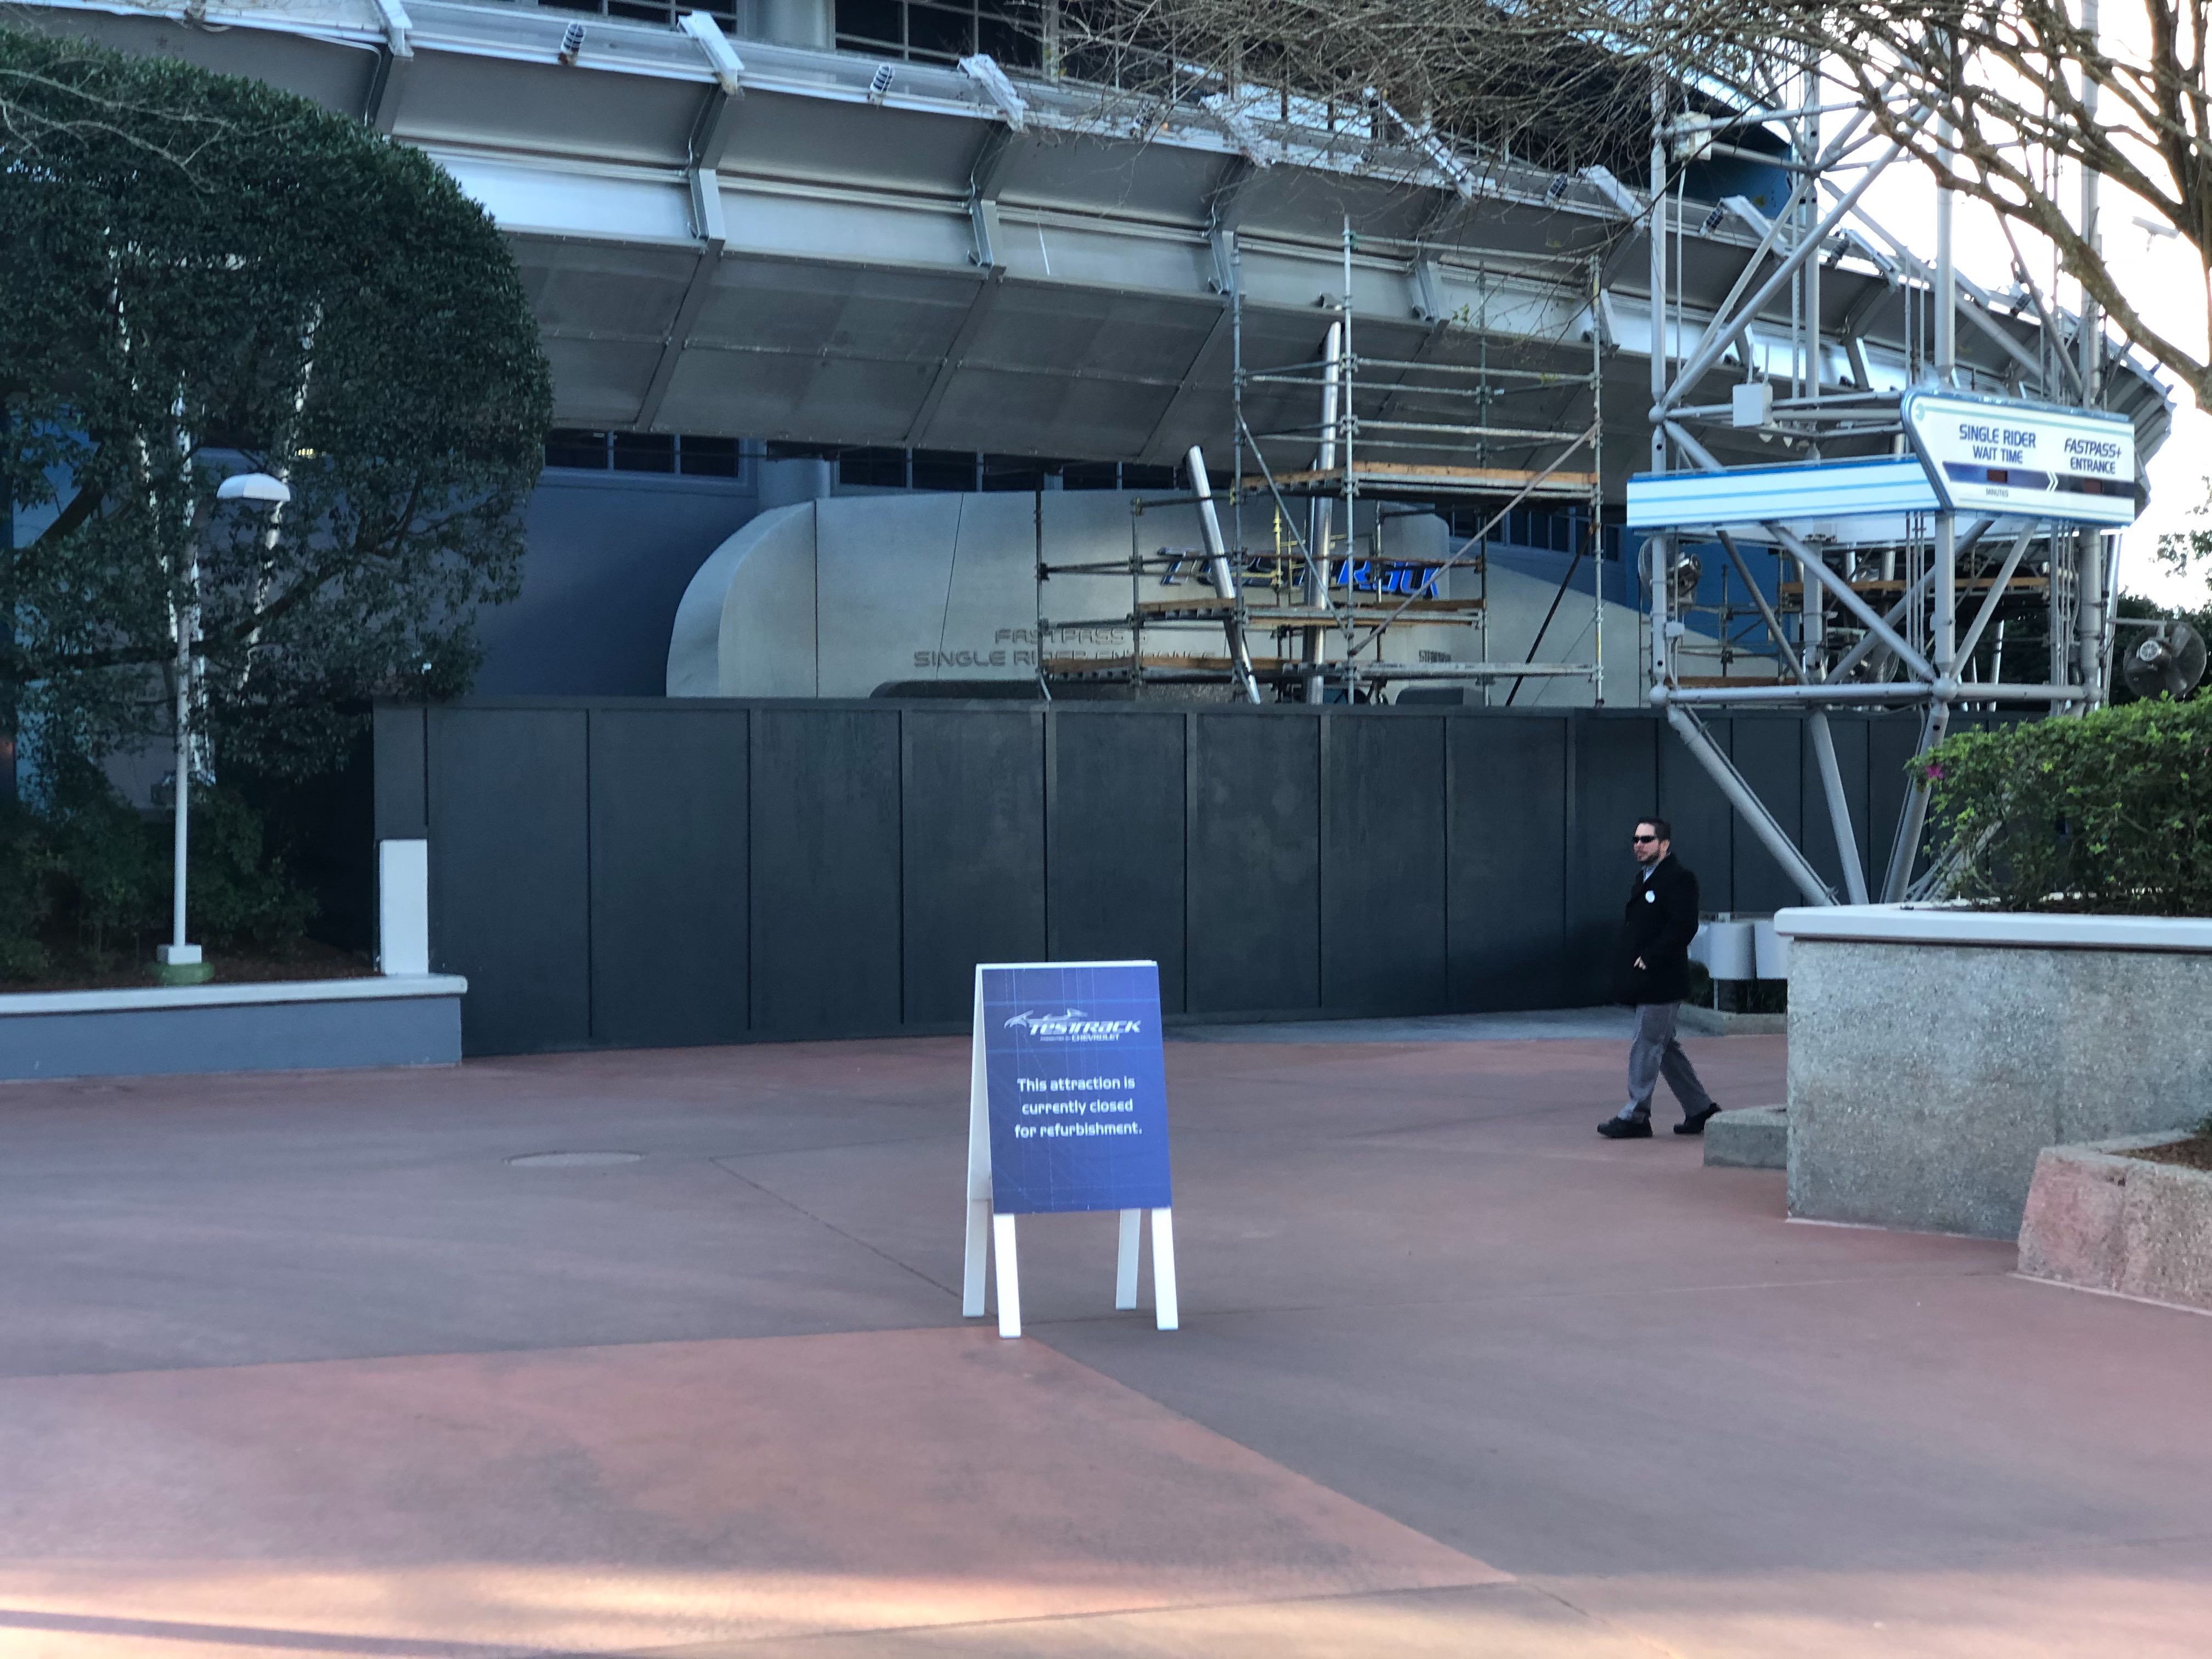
[1644,890,1656,903]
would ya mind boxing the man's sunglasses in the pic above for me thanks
[1630,834,1659,843]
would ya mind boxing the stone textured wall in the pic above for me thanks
[2018,1136,2212,1311]
[1787,937,2212,1237]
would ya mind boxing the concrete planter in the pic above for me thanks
[1773,906,2212,1238]
[1703,1105,1787,1169]
[0,975,467,1081]
[2018,1133,2212,1312]
[0,840,461,1084]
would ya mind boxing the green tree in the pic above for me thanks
[0,27,549,784]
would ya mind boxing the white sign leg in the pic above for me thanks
[963,969,991,1319]
[962,1198,990,1318]
[1150,1206,1179,1331]
[1115,1207,1142,1310]
[992,1212,1022,1338]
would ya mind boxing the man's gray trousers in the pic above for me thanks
[1621,1001,1714,1121]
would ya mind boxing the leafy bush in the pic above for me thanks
[1922,698,2212,915]
[0,769,313,978]
[0,803,49,980]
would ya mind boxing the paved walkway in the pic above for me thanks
[0,1024,2207,1656]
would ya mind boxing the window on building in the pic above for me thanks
[546,429,749,480]
[538,0,744,29]
[981,454,1059,492]
[545,429,613,470]
[911,449,980,491]
[838,448,910,488]
[834,0,1041,69]
[680,436,742,477]
[611,432,675,473]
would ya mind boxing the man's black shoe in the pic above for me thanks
[1674,1103,1723,1136]
[1597,1114,1652,1139]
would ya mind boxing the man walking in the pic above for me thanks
[1598,817,1721,1140]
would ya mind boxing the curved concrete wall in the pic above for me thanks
[670,492,1148,698]
[669,488,1657,702]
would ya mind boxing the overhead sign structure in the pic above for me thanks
[1901,390,2140,527]
[1625,394,2142,534]
[1625,455,1937,532]
[962,961,1178,1338]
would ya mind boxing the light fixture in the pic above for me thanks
[559,21,585,65]
[868,63,894,103]
[217,472,291,505]
[957,53,1027,132]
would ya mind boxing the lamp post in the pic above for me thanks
[153,471,291,986]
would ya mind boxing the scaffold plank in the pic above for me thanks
[1245,464,1599,498]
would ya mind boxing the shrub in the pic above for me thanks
[1922,698,2212,915]
[0,766,314,977]
[0,802,50,979]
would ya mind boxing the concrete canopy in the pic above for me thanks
[20,0,2172,489]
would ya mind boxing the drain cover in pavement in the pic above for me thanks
[506,1151,644,1168]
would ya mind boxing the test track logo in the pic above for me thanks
[1002,1008,1143,1041]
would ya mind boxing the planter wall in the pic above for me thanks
[2018,1133,2212,1312]
[0,976,466,1081]
[1774,906,2212,1238]
[0,840,461,1083]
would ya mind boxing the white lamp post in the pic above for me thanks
[154,471,291,985]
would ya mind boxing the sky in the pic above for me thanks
[1844,57,2210,612]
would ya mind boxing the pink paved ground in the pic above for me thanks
[0,1028,2206,1656]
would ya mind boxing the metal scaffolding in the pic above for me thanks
[1639,77,2134,906]
[1038,226,1609,704]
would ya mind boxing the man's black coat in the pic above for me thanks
[1613,854,1700,1006]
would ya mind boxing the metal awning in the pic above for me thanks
[23,0,2172,485]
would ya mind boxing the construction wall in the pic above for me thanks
[375,699,1929,1057]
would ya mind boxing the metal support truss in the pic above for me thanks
[1640,73,2125,907]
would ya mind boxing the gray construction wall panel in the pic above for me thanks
[749,707,904,1039]
[1447,716,1568,1011]
[427,706,592,1055]
[385,699,1939,1056]
[1046,712,1188,1013]
[1187,713,1321,1015]
[1863,715,1917,889]
[1566,714,1658,1005]
[588,707,749,1048]
[1657,715,1737,915]
[1864,713,1923,897]
[901,709,1046,1026]
[1798,715,1871,902]
[1323,714,1447,1014]
[1729,716,1806,913]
